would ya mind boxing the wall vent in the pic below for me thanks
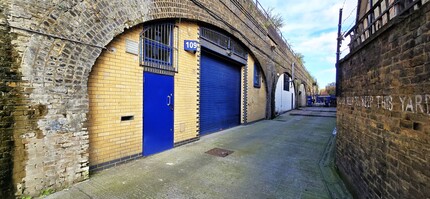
[121,115,134,121]
[125,39,139,55]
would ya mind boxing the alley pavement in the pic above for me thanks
[289,107,337,118]
[47,108,351,199]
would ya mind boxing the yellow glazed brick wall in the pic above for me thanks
[247,56,267,122]
[174,22,199,143]
[88,26,143,166]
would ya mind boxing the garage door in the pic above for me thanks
[200,51,241,135]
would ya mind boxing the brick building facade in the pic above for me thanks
[0,0,313,197]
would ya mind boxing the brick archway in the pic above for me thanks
[4,0,313,196]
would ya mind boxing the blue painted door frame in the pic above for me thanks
[143,72,174,156]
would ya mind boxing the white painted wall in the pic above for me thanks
[275,74,295,114]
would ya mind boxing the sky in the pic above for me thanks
[257,0,358,89]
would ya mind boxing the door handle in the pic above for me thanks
[167,95,171,106]
[169,93,174,111]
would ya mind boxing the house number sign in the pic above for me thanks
[184,40,198,51]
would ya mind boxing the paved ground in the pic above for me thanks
[289,107,337,118]
[47,108,351,199]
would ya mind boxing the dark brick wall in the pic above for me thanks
[0,7,18,199]
[336,3,430,199]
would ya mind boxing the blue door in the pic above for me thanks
[143,72,174,156]
[200,52,241,135]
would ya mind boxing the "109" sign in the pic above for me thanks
[184,40,198,51]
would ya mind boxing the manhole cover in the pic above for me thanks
[205,148,234,157]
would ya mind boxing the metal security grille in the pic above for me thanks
[140,23,178,73]
[230,39,247,59]
[200,27,247,59]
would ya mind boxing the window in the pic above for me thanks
[142,23,174,66]
[283,73,290,91]
[254,64,261,88]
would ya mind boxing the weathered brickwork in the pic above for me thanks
[1,0,314,197]
[88,26,143,167]
[298,83,306,107]
[336,3,430,198]
[0,8,16,199]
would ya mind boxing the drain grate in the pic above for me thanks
[205,148,234,157]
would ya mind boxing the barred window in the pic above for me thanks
[143,23,174,66]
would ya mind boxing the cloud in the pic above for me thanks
[293,31,337,54]
[319,67,337,74]
[258,0,357,52]
[325,57,336,65]
[257,0,358,87]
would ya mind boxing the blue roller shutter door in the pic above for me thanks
[200,52,241,135]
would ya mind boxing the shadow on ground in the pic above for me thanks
[47,108,351,199]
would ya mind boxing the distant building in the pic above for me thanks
[325,82,336,95]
